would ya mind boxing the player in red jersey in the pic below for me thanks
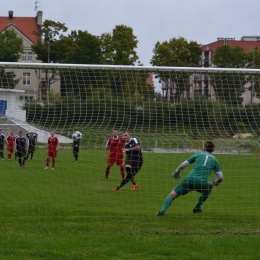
[104,130,125,180]
[6,131,15,160]
[45,131,59,170]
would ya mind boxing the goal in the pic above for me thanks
[0,62,260,234]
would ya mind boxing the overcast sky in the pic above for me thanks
[1,0,260,66]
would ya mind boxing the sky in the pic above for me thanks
[1,0,260,66]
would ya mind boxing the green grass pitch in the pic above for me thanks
[0,148,260,259]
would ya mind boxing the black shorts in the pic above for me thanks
[125,160,143,175]
[73,147,79,153]
[0,144,4,150]
[17,149,26,158]
[28,145,35,153]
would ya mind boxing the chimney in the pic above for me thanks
[36,11,43,27]
[8,11,13,19]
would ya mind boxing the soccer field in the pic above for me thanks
[1,148,260,259]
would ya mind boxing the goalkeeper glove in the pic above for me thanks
[211,179,219,186]
[172,170,181,179]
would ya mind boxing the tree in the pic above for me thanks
[212,46,247,105]
[100,25,139,65]
[0,29,23,62]
[213,45,247,68]
[66,30,101,64]
[32,19,68,63]
[150,37,202,101]
[150,37,202,67]
[0,29,23,88]
[99,25,141,98]
[0,69,19,89]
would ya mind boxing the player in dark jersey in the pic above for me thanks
[15,130,28,168]
[113,132,143,191]
[26,132,38,160]
[156,141,223,216]
[72,139,80,162]
[0,130,6,160]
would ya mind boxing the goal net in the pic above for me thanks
[0,62,260,234]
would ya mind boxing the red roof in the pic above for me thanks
[202,39,260,54]
[0,16,39,43]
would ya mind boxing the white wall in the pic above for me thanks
[0,91,26,121]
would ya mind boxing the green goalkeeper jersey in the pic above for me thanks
[185,151,221,183]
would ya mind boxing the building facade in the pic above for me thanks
[0,10,60,102]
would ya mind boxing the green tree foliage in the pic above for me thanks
[24,95,260,138]
[65,30,101,64]
[100,25,139,65]
[212,46,247,105]
[0,29,22,88]
[150,37,202,100]
[150,37,202,67]
[32,21,152,101]
[0,69,19,89]
[213,45,247,68]
[0,29,23,62]
[32,19,68,63]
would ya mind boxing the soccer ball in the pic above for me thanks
[72,131,83,140]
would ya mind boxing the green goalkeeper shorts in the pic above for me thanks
[173,178,213,195]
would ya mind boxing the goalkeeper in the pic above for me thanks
[156,141,223,215]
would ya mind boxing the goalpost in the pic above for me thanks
[0,62,260,233]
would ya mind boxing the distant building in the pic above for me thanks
[200,37,260,105]
[201,36,260,68]
[0,11,60,102]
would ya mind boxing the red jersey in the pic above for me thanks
[106,136,125,158]
[47,136,59,152]
[6,135,15,148]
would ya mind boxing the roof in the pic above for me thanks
[0,16,39,43]
[202,39,260,53]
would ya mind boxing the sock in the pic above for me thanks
[160,195,174,212]
[120,166,125,178]
[46,158,50,167]
[195,189,212,209]
[8,153,11,160]
[52,158,56,168]
[118,178,129,188]
[18,158,22,166]
[0,151,3,158]
[105,166,110,178]
[119,167,132,188]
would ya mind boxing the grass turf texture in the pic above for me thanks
[0,148,260,259]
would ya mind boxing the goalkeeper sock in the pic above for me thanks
[160,195,174,212]
[195,189,212,209]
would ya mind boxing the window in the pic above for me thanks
[23,72,31,86]
[22,52,33,62]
